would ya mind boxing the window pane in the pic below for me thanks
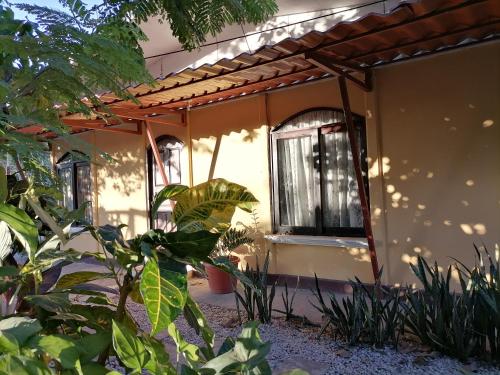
[59,167,74,211]
[76,164,93,224]
[277,136,316,227]
[276,110,344,133]
[168,148,181,184]
[321,130,363,228]
[154,151,165,186]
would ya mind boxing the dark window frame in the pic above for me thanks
[56,152,93,225]
[270,107,369,238]
[146,135,183,229]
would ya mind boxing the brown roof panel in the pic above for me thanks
[19,0,500,136]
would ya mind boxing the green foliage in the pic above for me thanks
[1,1,277,182]
[169,179,258,232]
[0,177,299,374]
[140,258,188,335]
[311,272,403,348]
[403,251,498,362]
[213,227,254,259]
[107,0,279,51]
[201,321,272,374]
[274,277,299,321]
[234,251,276,324]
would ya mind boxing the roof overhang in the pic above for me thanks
[19,0,500,137]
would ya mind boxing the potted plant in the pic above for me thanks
[205,228,254,294]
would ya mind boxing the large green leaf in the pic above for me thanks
[171,179,258,232]
[112,320,149,371]
[0,355,51,375]
[25,195,67,246]
[29,334,80,370]
[0,317,42,345]
[0,203,38,259]
[77,331,111,364]
[151,184,189,218]
[202,321,271,374]
[24,293,70,313]
[143,336,176,375]
[146,230,220,261]
[0,221,12,264]
[183,295,215,359]
[35,222,73,258]
[167,323,200,368]
[0,331,19,354]
[80,363,110,375]
[55,271,112,290]
[140,259,187,334]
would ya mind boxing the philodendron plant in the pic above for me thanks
[0,177,305,374]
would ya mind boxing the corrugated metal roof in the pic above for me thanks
[19,0,500,136]
[102,0,500,111]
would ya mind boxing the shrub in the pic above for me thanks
[311,272,404,348]
[402,256,479,361]
[0,178,308,374]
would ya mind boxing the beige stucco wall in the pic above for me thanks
[372,42,500,285]
[60,42,499,285]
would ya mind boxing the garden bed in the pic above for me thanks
[123,300,499,375]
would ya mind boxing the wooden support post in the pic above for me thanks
[144,121,169,186]
[338,76,380,282]
[186,109,194,187]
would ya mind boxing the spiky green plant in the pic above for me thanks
[274,277,299,321]
[403,256,478,361]
[234,251,276,324]
[311,271,403,348]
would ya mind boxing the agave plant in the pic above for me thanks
[454,244,500,361]
[234,251,276,324]
[311,271,404,348]
[403,256,478,361]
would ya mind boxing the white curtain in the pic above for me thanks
[277,136,315,227]
[321,132,362,228]
[275,109,363,229]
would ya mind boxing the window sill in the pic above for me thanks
[264,234,368,249]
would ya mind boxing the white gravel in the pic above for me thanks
[123,301,500,375]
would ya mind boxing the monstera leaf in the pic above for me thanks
[170,179,258,232]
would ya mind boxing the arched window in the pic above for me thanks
[270,108,368,237]
[56,152,93,224]
[147,135,183,230]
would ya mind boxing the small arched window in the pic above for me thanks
[147,135,183,230]
[270,108,368,237]
[56,152,93,224]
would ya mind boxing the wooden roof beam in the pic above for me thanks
[63,119,142,135]
[305,51,372,92]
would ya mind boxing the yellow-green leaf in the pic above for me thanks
[0,203,38,259]
[140,259,187,335]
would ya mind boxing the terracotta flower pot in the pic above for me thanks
[205,256,239,294]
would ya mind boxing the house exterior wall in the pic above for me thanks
[60,42,500,285]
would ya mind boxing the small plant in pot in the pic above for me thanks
[205,228,254,294]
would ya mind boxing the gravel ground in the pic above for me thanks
[122,301,500,375]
